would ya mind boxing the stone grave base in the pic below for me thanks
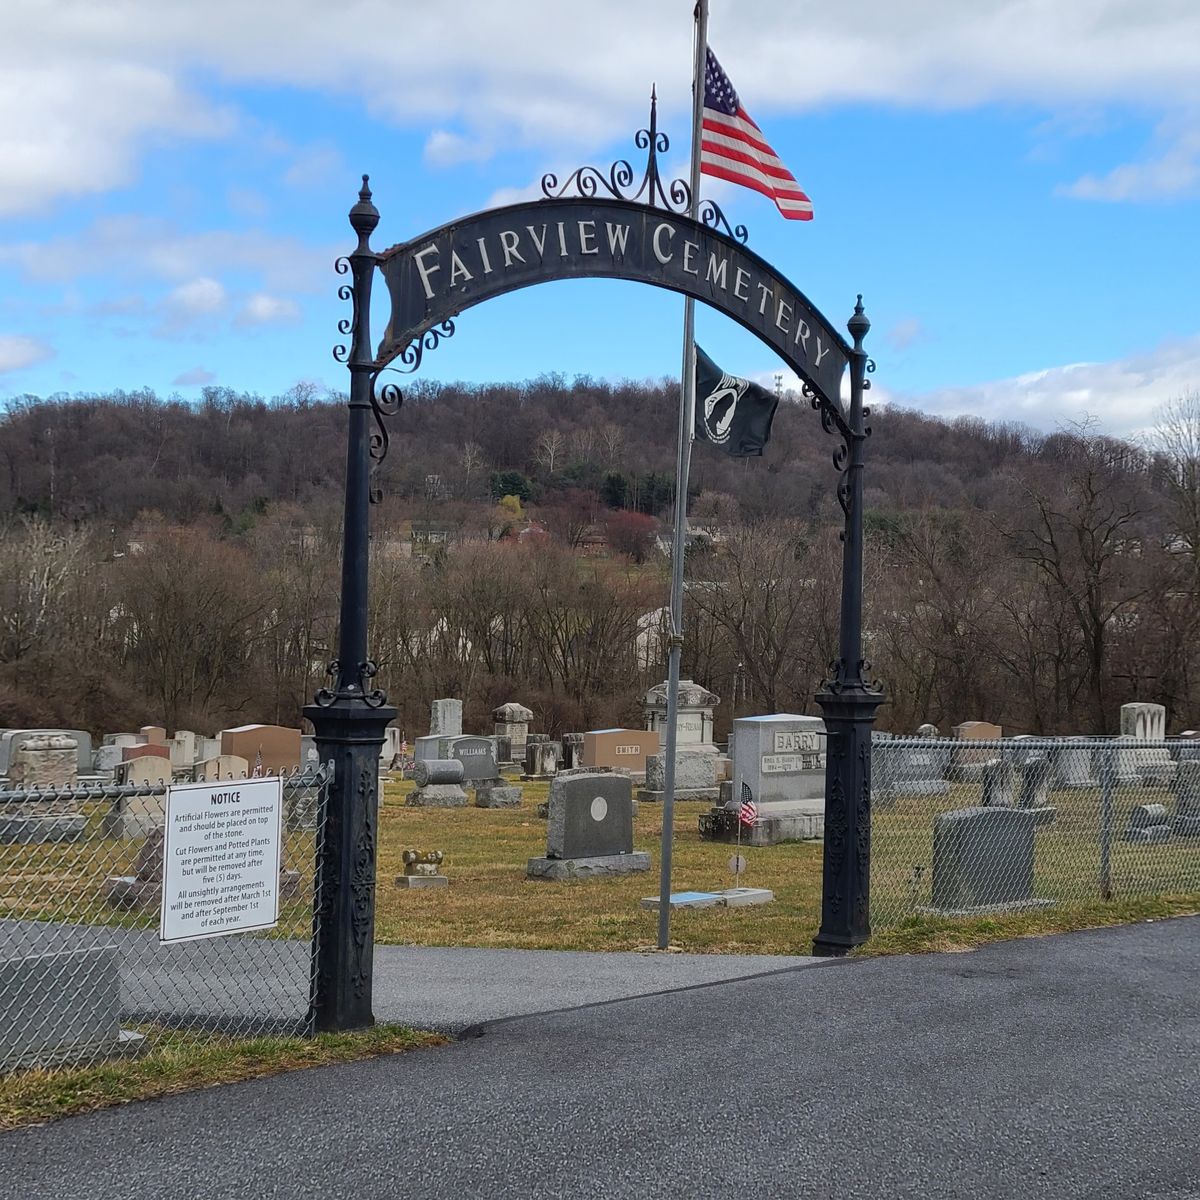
[405,784,468,808]
[918,897,1056,919]
[474,782,522,809]
[635,787,720,804]
[395,874,449,889]
[639,887,774,910]
[1125,826,1172,844]
[527,851,651,880]
[1025,806,1057,827]
[0,947,146,1072]
[105,875,160,909]
[698,800,823,847]
[0,811,86,843]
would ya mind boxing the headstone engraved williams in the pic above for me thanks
[527,773,649,880]
[446,735,497,783]
[924,807,1053,915]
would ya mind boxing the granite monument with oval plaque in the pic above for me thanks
[527,772,649,880]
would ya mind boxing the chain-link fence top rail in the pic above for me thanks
[0,765,329,1073]
[870,737,1200,928]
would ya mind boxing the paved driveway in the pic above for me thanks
[5,918,1199,1200]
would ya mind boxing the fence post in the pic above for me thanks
[1099,746,1115,901]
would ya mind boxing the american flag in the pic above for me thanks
[253,748,263,778]
[701,48,813,221]
[739,782,758,827]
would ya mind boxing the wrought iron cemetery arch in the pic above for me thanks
[307,103,883,1032]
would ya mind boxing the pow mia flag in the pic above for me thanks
[694,345,780,457]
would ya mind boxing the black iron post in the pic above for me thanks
[813,297,884,956]
[304,177,397,1031]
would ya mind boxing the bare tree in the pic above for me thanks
[534,429,565,476]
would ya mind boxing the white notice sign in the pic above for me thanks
[159,776,284,944]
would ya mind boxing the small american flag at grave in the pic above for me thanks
[739,783,758,827]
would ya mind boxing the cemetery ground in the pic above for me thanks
[372,777,1200,956]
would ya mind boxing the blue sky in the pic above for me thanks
[0,1,1197,436]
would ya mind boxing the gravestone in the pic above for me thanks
[169,730,197,770]
[1125,803,1172,844]
[195,754,249,780]
[492,734,513,767]
[980,757,1018,807]
[527,772,649,880]
[949,721,1003,782]
[493,702,534,758]
[581,729,659,778]
[474,779,523,808]
[106,827,166,906]
[730,714,825,805]
[395,849,448,889]
[0,947,142,1070]
[1112,735,1143,785]
[1120,702,1175,785]
[102,733,141,750]
[104,758,171,838]
[446,735,497,782]
[561,733,585,769]
[879,737,951,799]
[0,738,86,842]
[7,733,78,789]
[925,807,1052,914]
[430,698,463,738]
[123,743,173,764]
[638,751,720,802]
[916,722,939,736]
[218,724,302,775]
[414,733,446,762]
[406,759,468,807]
[94,745,124,776]
[1017,753,1056,825]
[117,750,170,778]
[521,740,559,780]
[381,726,404,767]
[1173,761,1200,835]
[197,736,222,763]
[643,678,720,754]
[140,725,168,745]
[301,735,319,766]
[702,714,826,846]
[1054,739,1096,788]
[0,728,94,777]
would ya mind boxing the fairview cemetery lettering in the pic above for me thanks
[378,198,849,410]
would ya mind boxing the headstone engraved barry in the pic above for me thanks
[159,776,284,943]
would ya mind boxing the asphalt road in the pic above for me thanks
[6,918,1200,1200]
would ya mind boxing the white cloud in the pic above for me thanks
[424,130,493,168]
[3,2,1200,211]
[0,217,334,293]
[886,317,926,352]
[237,293,302,326]
[1059,120,1200,202]
[889,332,1200,436]
[172,366,216,387]
[0,334,53,374]
[167,277,227,316]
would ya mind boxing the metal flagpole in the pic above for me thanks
[656,0,709,948]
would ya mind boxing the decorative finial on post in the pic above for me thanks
[848,293,870,351]
[349,174,379,249]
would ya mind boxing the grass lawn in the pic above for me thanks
[376,777,1200,957]
[0,1024,446,1131]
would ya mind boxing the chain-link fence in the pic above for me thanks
[0,765,329,1073]
[871,737,1200,928]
